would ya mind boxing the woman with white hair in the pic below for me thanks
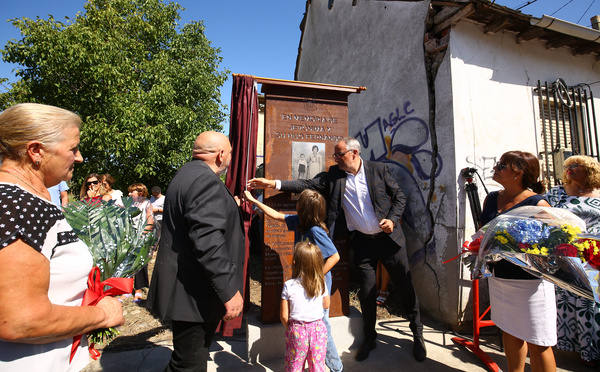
[0,103,124,371]
[546,155,600,366]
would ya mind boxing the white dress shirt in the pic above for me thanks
[275,159,382,234]
[342,160,381,234]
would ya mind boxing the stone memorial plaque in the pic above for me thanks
[259,81,360,323]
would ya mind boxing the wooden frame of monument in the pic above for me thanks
[254,76,365,323]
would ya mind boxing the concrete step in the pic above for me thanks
[83,310,587,372]
[245,307,363,364]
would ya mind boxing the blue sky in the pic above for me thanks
[1,0,599,131]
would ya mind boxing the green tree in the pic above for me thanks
[0,78,11,108]
[1,0,228,190]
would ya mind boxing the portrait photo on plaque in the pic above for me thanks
[291,141,325,180]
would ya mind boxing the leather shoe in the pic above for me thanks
[413,333,427,362]
[355,340,376,361]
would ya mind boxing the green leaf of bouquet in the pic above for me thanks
[63,196,156,281]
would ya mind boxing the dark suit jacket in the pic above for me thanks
[281,160,407,247]
[147,160,245,323]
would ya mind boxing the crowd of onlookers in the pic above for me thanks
[2,102,599,372]
[49,173,165,302]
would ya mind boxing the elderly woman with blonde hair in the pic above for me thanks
[546,155,600,366]
[0,103,124,371]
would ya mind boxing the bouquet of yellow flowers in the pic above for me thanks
[474,206,599,303]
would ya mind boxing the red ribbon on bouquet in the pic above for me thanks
[443,236,482,264]
[69,267,133,363]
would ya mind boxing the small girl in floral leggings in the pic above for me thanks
[281,241,330,372]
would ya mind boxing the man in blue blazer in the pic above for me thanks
[249,137,426,362]
[147,131,245,371]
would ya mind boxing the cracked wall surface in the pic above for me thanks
[296,0,461,326]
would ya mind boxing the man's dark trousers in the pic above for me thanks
[352,231,422,342]
[166,320,218,372]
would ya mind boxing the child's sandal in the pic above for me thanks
[133,291,143,303]
[118,293,132,303]
[376,290,389,306]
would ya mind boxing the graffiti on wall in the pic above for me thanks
[354,101,443,264]
[355,101,442,179]
[465,155,497,181]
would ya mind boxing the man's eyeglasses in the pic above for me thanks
[86,180,99,186]
[494,162,507,171]
[332,150,351,159]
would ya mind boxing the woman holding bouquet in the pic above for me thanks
[479,150,556,372]
[0,103,123,371]
[546,155,600,366]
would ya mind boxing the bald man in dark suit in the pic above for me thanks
[147,131,245,371]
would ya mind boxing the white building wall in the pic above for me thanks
[450,20,600,239]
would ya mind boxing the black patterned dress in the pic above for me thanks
[0,183,93,370]
[546,185,600,362]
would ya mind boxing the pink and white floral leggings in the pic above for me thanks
[285,319,327,372]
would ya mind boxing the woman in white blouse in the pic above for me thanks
[0,103,123,371]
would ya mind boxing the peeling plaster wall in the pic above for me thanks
[431,49,459,326]
[297,0,461,326]
[450,20,600,239]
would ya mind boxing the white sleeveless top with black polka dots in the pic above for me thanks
[0,183,93,371]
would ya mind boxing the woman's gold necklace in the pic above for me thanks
[0,168,48,197]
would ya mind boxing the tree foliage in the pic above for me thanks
[1,0,228,190]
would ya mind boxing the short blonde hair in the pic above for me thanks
[0,103,81,161]
[563,155,600,189]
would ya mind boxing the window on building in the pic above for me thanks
[535,80,599,187]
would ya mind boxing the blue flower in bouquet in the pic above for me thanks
[504,219,551,244]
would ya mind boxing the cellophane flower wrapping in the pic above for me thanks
[473,206,600,303]
[63,197,156,281]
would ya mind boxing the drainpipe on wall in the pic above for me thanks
[530,15,600,42]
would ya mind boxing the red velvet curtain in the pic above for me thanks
[218,75,258,336]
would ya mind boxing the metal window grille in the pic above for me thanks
[535,79,599,187]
